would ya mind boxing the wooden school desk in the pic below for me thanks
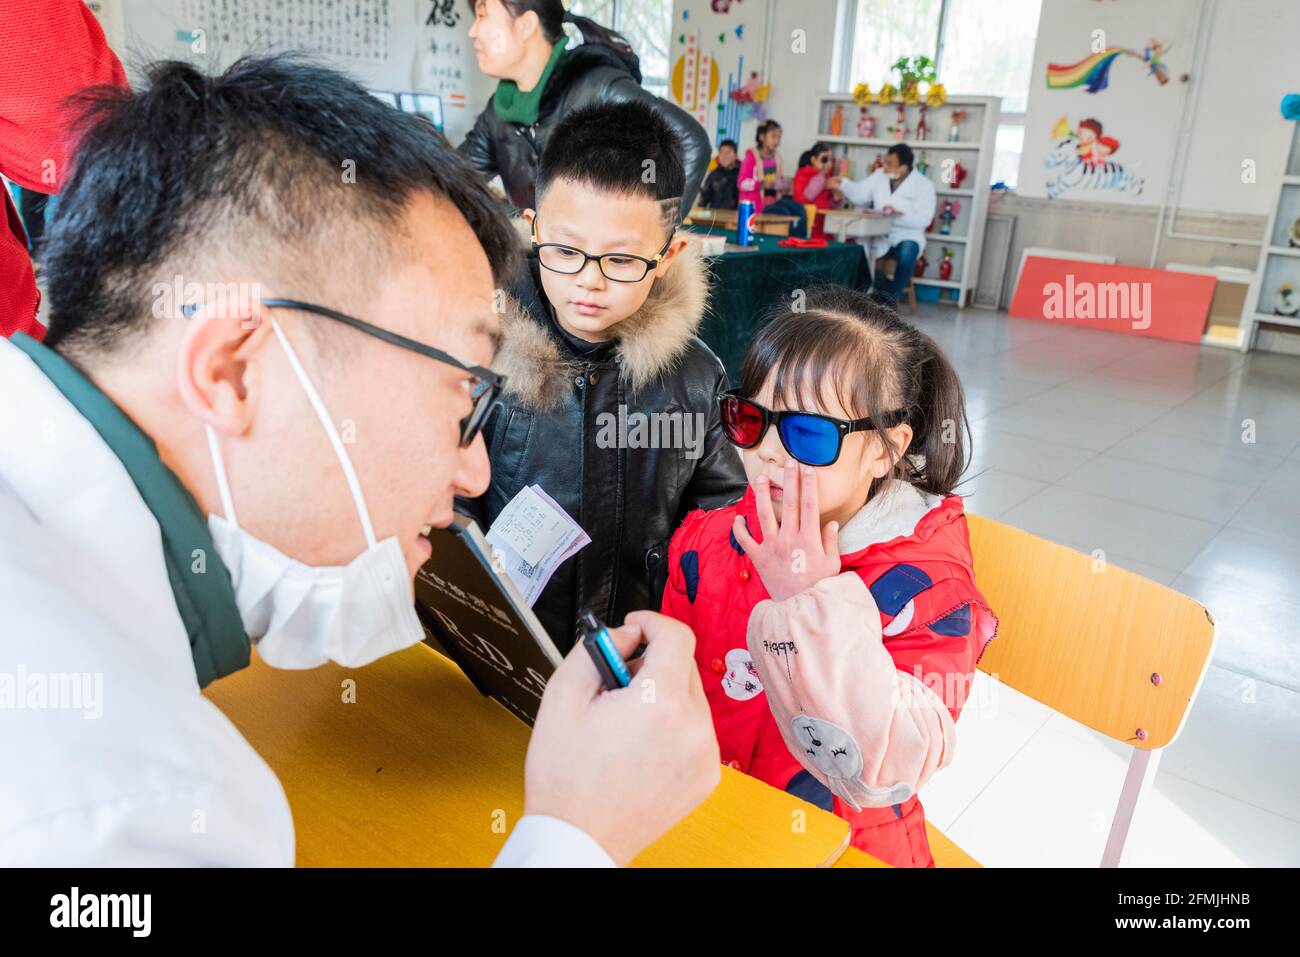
[685,206,802,236]
[203,643,889,868]
[820,208,896,244]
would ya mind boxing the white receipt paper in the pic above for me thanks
[486,485,591,607]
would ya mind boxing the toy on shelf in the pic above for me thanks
[916,150,929,176]
[943,159,968,189]
[1274,282,1299,316]
[830,103,844,136]
[917,103,929,141]
[937,199,960,234]
[870,152,885,173]
[857,108,876,138]
[887,102,907,141]
[915,253,928,277]
[938,247,955,281]
[1289,216,1300,247]
[949,109,968,142]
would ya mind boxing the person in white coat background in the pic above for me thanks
[838,143,937,308]
[0,55,720,867]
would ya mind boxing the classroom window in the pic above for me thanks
[568,0,672,100]
[839,0,1043,185]
[846,0,944,91]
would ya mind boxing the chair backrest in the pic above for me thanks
[966,514,1216,750]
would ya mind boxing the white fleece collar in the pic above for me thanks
[837,480,940,555]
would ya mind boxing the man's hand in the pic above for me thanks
[733,460,842,602]
[523,611,720,866]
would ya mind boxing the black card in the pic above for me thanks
[414,514,564,725]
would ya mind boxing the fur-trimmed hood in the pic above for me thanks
[492,219,711,411]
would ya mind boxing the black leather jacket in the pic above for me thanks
[458,41,711,219]
[458,236,746,652]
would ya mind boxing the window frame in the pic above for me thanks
[833,0,1038,185]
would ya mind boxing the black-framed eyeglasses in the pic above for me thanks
[530,215,675,283]
[718,390,907,467]
[260,298,504,448]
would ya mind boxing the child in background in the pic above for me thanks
[761,186,809,239]
[460,99,747,651]
[793,142,843,240]
[661,285,997,868]
[738,119,784,212]
[699,138,740,209]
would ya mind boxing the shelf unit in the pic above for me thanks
[814,94,1001,308]
[1240,120,1300,349]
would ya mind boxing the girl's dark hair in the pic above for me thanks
[738,285,970,499]
[754,119,781,149]
[468,0,638,72]
[798,141,832,169]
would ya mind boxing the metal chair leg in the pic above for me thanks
[1101,746,1162,867]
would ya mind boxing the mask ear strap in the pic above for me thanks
[269,316,378,548]
[205,424,240,529]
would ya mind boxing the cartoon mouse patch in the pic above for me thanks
[791,714,914,812]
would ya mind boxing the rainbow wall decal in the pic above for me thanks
[1047,41,1169,94]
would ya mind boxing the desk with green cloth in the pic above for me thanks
[688,226,873,384]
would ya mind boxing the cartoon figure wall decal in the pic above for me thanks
[1045,115,1145,198]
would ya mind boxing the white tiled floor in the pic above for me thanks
[911,302,1300,867]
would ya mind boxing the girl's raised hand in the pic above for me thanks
[734,460,842,602]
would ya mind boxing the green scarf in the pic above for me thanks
[491,36,569,126]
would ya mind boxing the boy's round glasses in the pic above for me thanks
[531,215,675,283]
[718,391,907,467]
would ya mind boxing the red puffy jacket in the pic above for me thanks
[792,164,838,240]
[662,485,997,867]
[1,0,127,339]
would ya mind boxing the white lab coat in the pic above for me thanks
[0,338,610,867]
[838,168,938,260]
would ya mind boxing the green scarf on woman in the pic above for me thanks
[491,36,570,125]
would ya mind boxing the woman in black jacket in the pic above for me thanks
[459,0,710,219]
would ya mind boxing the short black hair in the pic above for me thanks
[42,54,518,357]
[718,138,738,151]
[535,100,685,222]
[887,143,915,170]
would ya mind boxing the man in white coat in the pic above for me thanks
[838,144,937,308]
[0,56,719,866]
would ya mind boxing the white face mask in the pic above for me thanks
[205,316,423,670]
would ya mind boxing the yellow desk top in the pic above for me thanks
[203,643,874,867]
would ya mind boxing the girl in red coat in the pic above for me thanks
[661,285,997,867]
[792,142,843,240]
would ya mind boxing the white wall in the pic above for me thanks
[666,0,837,168]
[762,1,839,164]
[1020,0,1300,215]
[91,0,494,146]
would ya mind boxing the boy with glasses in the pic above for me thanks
[460,99,746,651]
